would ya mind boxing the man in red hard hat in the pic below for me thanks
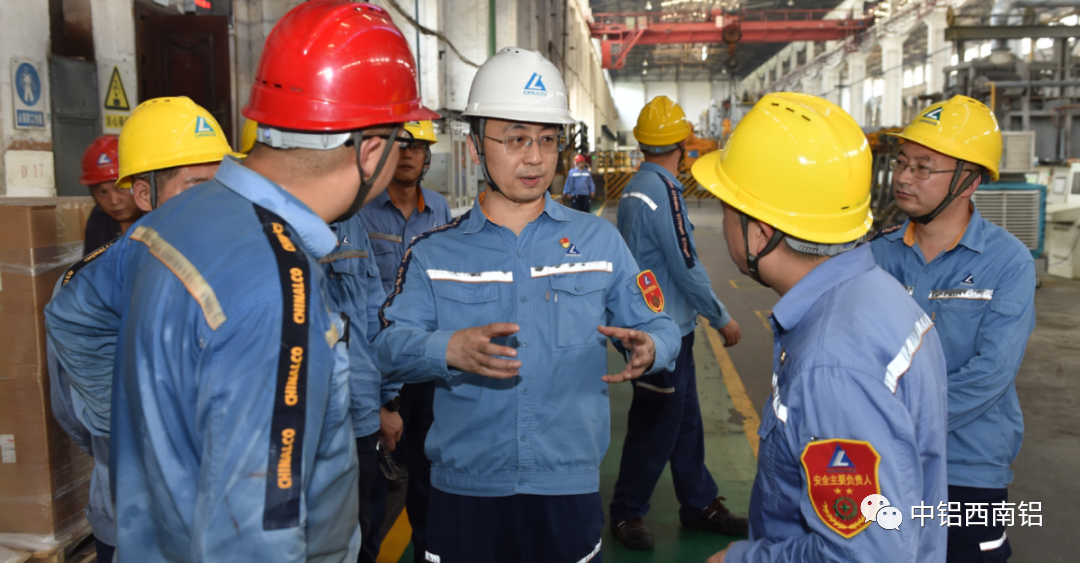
[78,135,143,253]
[102,2,438,560]
[564,153,596,213]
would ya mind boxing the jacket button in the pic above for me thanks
[522,388,529,394]
[521,341,528,347]
[518,478,526,485]
[575,284,581,291]
[518,252,524,258]
[521,435,527,441]
[521,296,527,302]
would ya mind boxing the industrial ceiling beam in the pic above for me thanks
[944,24,1080,40]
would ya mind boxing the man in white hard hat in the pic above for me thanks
[372,48,681,563]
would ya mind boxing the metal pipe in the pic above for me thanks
[989,79,1080,87]
[991,0,1079,52]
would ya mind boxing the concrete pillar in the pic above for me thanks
[806,41,815,62]
[847,51,868,126]
[924,6,950,96]
[879,34,906,127]
[790,44,798,74]
[821,67,839,104]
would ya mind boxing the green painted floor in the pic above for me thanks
[391,323,758,562]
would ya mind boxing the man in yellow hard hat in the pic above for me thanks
[44,96,237,563]
[359,119,452,560]
[609,95,745,550]
[870,95,1035,563]
[693,93,948,563]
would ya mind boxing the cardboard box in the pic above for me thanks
[0,197,96,537]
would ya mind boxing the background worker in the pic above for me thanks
[78,135,143,253]
[693,93,947,563]
[609,94,745,550]
[45,97,237,563]
[563,153,595,213]
[358,119,450,562]
[373,47,681,563]
[99,2,437,559]
[871,95,1036,563]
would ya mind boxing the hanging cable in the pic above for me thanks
[381,0,481,68]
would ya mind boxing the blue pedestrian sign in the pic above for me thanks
[11,59,46,130]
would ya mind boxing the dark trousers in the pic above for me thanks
[610,331,718,522]
[94,536,115,563]
[356,433,381,563]
[571,195,592,213]
[947,485,1012,563]
[396,381,435,563]
[427,488,603,563]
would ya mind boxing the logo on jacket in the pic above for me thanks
[97,153,112,165]
[194,116,217,138]
[524,73,547,96]
[802,439,882,539]
[961,273,974,285]
[342,234,349,245]
[636,270,665,313]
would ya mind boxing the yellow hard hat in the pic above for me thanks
[240,118,259,154]
[886,95,1001,180]
[403,120,438,144]
[634,96,691,147]
[692,92,873,244]
[117,96,242,187]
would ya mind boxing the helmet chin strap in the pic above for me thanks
[333,125,400,225]
[470,118,503,195]
[741,212,785,287]
[912,159,981,225]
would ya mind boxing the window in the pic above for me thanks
[1022,38,1032,55]
[914,65,924,85]
[903,69,913,88]
[980,42,991,58]
[964,47,977,62]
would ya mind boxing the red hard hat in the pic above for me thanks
[574,154,587,163]
[80,135,119,185]
[243,0,438,132]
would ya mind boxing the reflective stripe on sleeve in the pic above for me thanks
[530,261,613,278]
[633,381,675,394]
[129,226,226,330]
[427,270,513,283]
[884,314,934,394]
[772,373,788,423]
[621,191,658,211]
[980,531,1007,551]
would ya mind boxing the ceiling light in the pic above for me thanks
[643,69,648,75]
[645,1,652,10]
[701,45,708,61]
[643,60,648,66]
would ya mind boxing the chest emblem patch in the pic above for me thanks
[559,237,570,248]
[566,244,580,255]
[636,270,665,313]
[801,439,882,539]
[961,273,974,285]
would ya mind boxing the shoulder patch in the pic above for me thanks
[869,223,904,242]
[379,211,469,329]
[61,238,119,286]
[636,270,665,313]
[801,439,882,539]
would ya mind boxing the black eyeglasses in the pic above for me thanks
[484,134,566,155]
[889,158,978,180]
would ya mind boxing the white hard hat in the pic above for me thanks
[462,48,575,125]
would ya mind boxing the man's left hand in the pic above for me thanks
[598,326,655,383]
[378,407,404,452]
[705,547,728,563]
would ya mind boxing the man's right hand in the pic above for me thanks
[718,318,742,347]
[446,323,522,379]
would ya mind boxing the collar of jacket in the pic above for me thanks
[771,244,877,332]
[215,156,337,258]
[883,203,987,254]
[462,191,570,234]
[638,161,682,187]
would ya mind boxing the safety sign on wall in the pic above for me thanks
[11,59,47,130]
[99,59,136,134]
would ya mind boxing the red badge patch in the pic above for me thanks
[636,270,664,313]
[800,439,881,539]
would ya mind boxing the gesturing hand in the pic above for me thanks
[598,326,655,383]
[446,323,522,379]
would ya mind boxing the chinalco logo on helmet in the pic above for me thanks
[97,153,112,165]
[194,116,217,138]
[524,73,547,97]
[919,106,944,125]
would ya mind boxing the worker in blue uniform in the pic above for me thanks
[358,119,450,562]
[609,95,746,550]
[372,48,681,563]
[49,3,437,560]
[44,96,236,563]
[692,93,948,563]
[564,154,596,213]
[870,95,1036,563]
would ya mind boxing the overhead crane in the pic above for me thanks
[590,9,874,70]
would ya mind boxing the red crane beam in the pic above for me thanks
[591,9,873,70]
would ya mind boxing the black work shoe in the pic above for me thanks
[681,496,749,536]
[611,518,655,550]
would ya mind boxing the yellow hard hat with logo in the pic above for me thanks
[634,96,691,148]
[117,96,242,187]
[692,92,872,244]
[240,118,259,154]
[403,120,438,144]
[886,95,1001,180]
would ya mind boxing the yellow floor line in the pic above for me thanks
[701,317,760,459]
[376,508,413,563]
[754,310,773,333]
[594,199,608,216]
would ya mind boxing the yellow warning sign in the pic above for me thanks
[104,67,130,111]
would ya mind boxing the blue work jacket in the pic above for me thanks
[617,162,731,335]
[372,192,681,497]
[871,205,1036,489]
[107,158,360,561]
[564,168,596,197]
[358,187,452,294]
[323,214,401,438]
[724,245,948,563]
